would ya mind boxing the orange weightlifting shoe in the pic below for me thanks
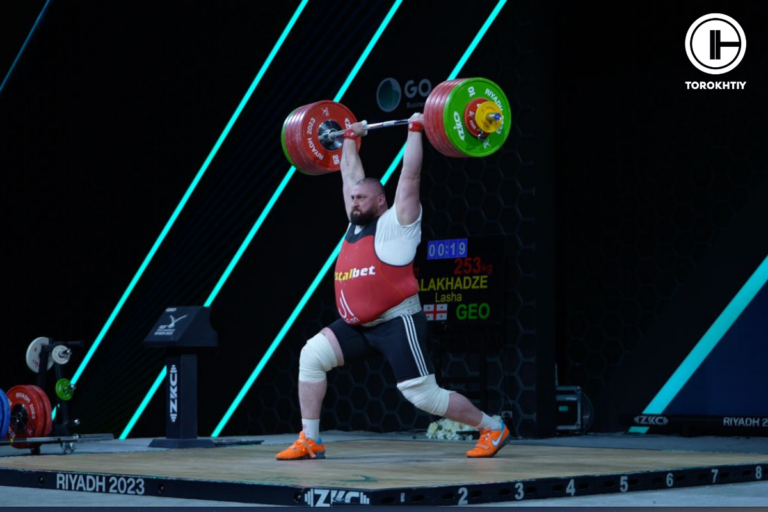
[276,432,326,461]
[466,423,511,458]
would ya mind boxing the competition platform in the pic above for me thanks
[0,431,767,507]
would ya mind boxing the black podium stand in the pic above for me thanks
[144,306,218,449]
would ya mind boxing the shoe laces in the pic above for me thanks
[475,428,494,448]
[293,437,318,458]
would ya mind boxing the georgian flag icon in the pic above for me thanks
[424,304,448,321]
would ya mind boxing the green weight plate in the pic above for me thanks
[443,77,511,157]
[56,378,74,401]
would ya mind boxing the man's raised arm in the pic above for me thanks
[395,112,424,225]
[340,121,368,220]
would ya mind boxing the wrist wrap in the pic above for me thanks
[408,121,424,132]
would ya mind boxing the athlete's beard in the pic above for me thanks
[350,207,376,226]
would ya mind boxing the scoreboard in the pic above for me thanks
[413,236,504,324]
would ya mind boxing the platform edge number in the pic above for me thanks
[457,487,468,505]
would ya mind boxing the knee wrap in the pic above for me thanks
[299,333,338,382]
[397,375,452,416]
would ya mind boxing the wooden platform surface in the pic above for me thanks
[0,439,766,489]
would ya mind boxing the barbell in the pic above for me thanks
[281,77,511,176]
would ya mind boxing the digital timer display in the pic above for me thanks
[415,236,503,324]
[427,239,468,260]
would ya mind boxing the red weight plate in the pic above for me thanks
[288,103,320,175]
[430,82,462,157]
[7,386,38,439]
[25,385,48,448]
[295,101,359,175]
[424,79,456,155]
[425,79,466,158]
[281,107,301,169]
[7,385,45,449]
[294,105,324,175]
[28,385,52,437]
[438,80,470,158]
[463,97,488,138]
[433,81,464,157]
[41,388,53,437]
[284,103,312,173]
[306,101,361,175]
[33,385,49,438]
[286,103,315,174]
[282,105,306,170]
[291,101,334,175]
[423,81,449,153]
[25,385,46,439]
[19,384,46,440]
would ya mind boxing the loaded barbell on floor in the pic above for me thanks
[5,384,53,450]
[281,77,511,176]
[1,339,89,453]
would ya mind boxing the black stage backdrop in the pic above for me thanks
[554,1,768,431]
[1,0,765,440]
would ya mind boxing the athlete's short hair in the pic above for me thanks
[355,177,385,196]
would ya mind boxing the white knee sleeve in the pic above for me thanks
[397,375,452,416]
[298,333,339,382]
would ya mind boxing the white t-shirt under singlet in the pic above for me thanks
[352,203,422,266]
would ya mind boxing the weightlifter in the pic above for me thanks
[276,112,510,460]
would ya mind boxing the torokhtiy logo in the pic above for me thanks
[685,13,746,75]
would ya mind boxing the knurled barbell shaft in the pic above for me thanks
[318,119,409,144]
[318,112,502,144]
